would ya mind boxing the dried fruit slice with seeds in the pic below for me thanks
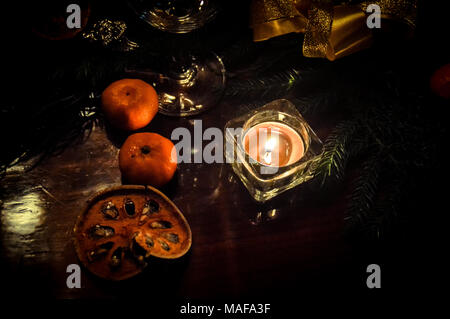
[73,185,192,280]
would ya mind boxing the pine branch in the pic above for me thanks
[314,120,361,185]
[345,154,381,234]
[347,177,404,241]
[0,92,99,177]
[225,68,304,100]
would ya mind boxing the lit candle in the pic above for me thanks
[243,121,304,167]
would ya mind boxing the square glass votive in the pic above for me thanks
[224,99,323,202]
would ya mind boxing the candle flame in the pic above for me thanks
[263,137,278,165]
[264,137,277,152]
[263,151,272,164]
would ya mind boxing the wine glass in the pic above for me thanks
[128,0,226,116]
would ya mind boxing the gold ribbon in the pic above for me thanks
[250,0,417,60]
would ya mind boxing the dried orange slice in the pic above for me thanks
[73,185,191,280]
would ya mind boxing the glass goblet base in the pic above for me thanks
[126,52,225,117]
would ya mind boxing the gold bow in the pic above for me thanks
[250,0,417,60]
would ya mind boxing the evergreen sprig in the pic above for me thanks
[314,120,361,185]
[345,154,381,232]
[225,68,303,99]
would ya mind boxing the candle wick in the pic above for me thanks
[263,151,272,165]
[263,136,278,165]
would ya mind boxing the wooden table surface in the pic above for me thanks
[0,95,369,300]
[2,2,444,309]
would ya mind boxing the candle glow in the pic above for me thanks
[243,121,305,167]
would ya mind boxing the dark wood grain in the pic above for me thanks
[0,96,365,301]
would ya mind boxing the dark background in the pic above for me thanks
[1,0,449,313]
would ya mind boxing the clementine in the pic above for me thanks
[101,79,159,131]
[119,133,177,188]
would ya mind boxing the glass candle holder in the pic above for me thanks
[225,99,323,202]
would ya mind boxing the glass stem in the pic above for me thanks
[167,54,198,86]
